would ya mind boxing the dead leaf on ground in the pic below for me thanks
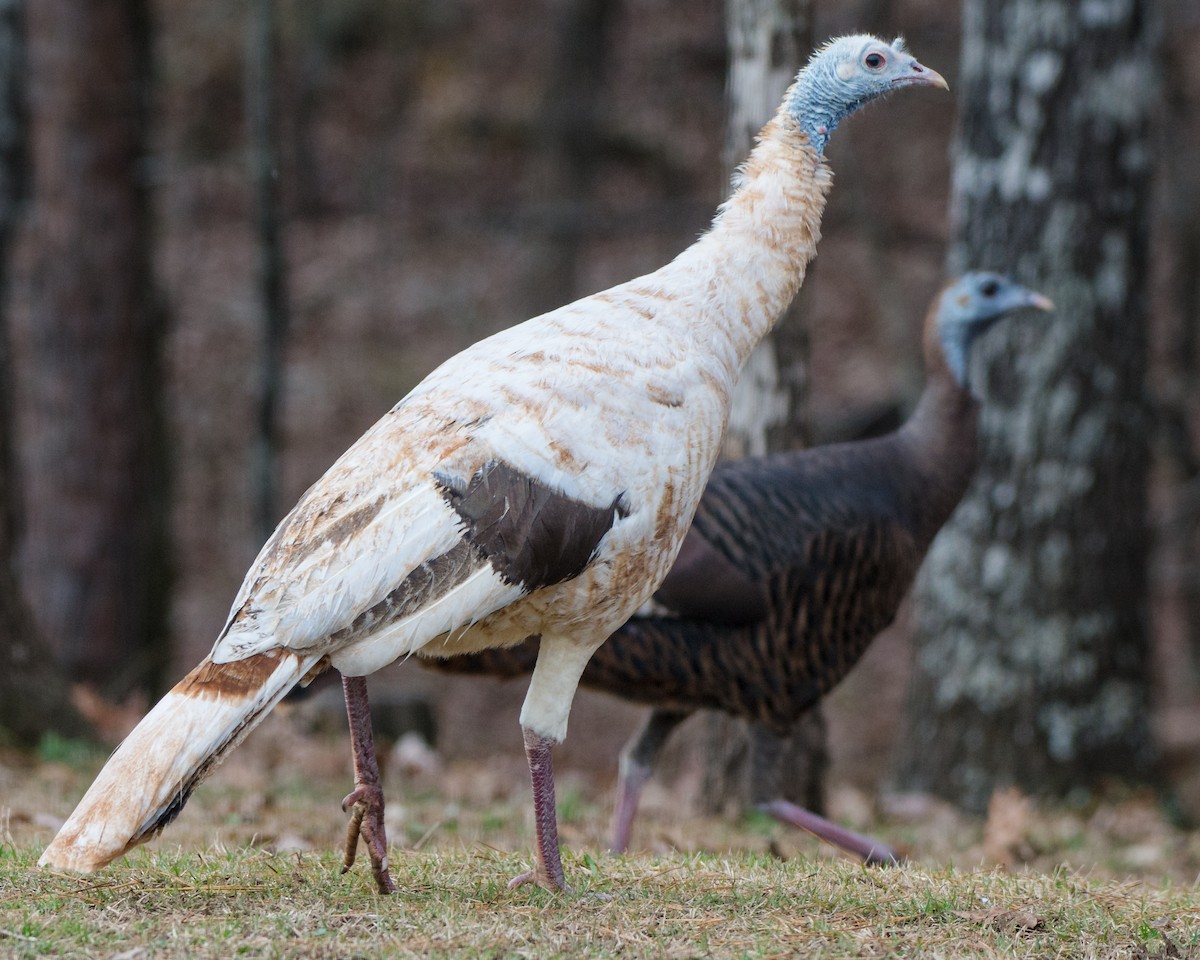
[70,684,147,742]
[1126,933,1186,960]
[982,786,1037,867]
[953,906,1044,934]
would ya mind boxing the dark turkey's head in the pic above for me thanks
[785,35,948,155]
[935,271,1054,394]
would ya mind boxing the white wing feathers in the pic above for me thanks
[210,316,662,672]
[212,481,472,664]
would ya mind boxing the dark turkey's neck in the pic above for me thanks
[895,368,980,545]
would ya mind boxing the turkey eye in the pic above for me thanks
[864,52,885,69]
[980,280,1000,297]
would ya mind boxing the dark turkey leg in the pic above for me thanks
[340,674,397,894]
[508,727,567,891]
[610,709,688,852]
[748,725,899,865]
[758,799,900,865]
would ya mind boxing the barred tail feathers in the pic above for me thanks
[39,648,321,873]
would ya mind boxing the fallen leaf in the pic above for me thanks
[70,684,147,742]
[982,786,1036,867]
[997,910,1042,933]
[953,906,1043,933]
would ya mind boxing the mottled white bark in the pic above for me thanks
[896,0,1160,811]
[720,0,813,460]
[695,0,819,817]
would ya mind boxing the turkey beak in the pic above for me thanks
[1026,291,1055,312]
[895,59,949,91]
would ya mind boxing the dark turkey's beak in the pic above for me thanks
[893,59,949,91]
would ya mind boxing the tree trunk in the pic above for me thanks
[247,0,290,541]
[0,0,86,744]
[895,0,1160,811]
[20,0,170,698]
[520,0,615,317]
[1156,4,1200,678]
[720,0,813,461]
[693,0,822,819]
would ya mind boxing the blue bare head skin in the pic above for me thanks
[937,271,1055,394]
[785,35,948,155]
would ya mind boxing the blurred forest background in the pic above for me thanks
[3,0,1200,832]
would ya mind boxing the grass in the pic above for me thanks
[2,719,1199,958]
[4,846,1198,958]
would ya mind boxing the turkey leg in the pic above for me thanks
[508,727,568,890]
[610,709,688,852]
[759,799,900,865]
[340,674,398,894]
[750,727,899,865]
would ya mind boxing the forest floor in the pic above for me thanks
[3,711,1200,959]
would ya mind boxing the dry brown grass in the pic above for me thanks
[3,716,1199,958]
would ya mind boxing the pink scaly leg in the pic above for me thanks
[748,724,899,866]
[609,758,651,855]
[759,799,901,866]
[340,674,398,894]
[610,709,688,852]
[508,727,568,891]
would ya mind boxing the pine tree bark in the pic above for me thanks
[0,0,86,744]
[895,0,1160,811]
[693,0,822,819]
[20,0,170,697]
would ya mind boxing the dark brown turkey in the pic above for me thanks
[425,272,1053,864]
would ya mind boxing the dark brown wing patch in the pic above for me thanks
[436,459,627,593]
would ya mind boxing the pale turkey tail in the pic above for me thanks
[39,648,323,873]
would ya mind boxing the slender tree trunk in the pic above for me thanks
[0,0,86,743]
[895,0,1161,811]
[247,0,290,540]
[521,0,615,316]
[720,0,813,461]
[694,0,822,819]
[21,0,170,698]
[1156,3,1200,676]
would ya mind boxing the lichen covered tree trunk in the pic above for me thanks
[693,0,822,819]
[895,0,1160,811]
[719,0,812,463]
[20,0,170,697]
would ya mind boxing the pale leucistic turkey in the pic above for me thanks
[39,35,946,894]
[427,273,1053,863]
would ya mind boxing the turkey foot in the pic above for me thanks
[341,782,397,893]
[341,674,397,894]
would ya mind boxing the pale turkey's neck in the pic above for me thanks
[662,113,831,375]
